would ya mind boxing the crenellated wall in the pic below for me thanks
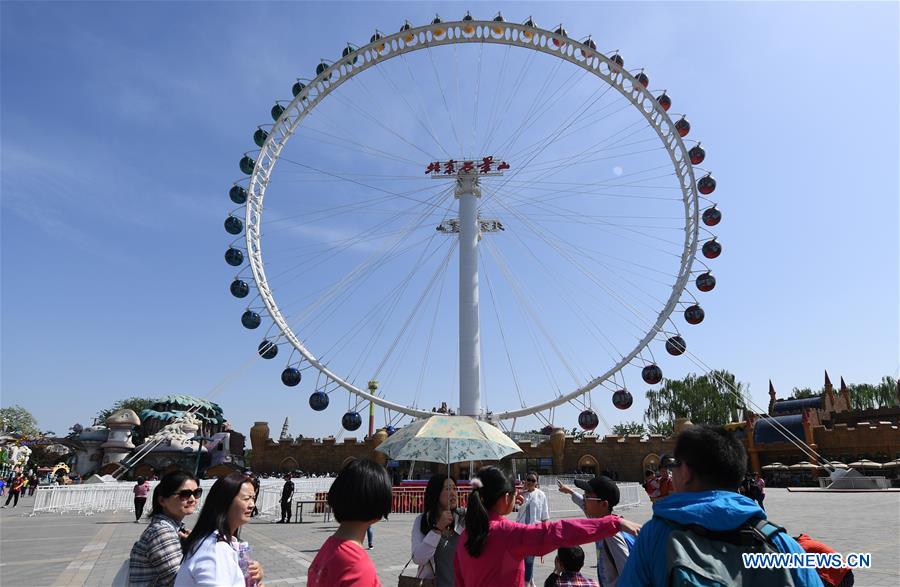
[249,421,675,481]
[250,416,899,479]
[250,422,386,474]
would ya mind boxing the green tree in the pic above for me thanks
[0,405,41,437]
[611,421,647,437]
[647,421,674,437]
[790,387,816,399]
[848,377,898,410]
[644,370,748,435]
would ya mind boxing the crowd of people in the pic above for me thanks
[117,423,859,587]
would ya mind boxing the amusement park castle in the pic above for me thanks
[248,372,900,482]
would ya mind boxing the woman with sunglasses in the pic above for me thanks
[175,472,264,586]
[455,466,642,587]
[517,473,550,587]
[129,470,201,587]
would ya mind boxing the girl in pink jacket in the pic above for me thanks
[454,467,641,586]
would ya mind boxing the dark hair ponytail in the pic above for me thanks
[464,466,515,557]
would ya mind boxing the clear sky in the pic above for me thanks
[2,1,898,442]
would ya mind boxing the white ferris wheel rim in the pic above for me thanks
[242,19,700,421]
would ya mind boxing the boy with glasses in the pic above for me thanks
[559,475,634,586]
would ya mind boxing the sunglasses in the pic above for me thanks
[174,488,203,500]
[526,478,537,483]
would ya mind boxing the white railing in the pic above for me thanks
[30,477,335,516]
[539,475,642,514]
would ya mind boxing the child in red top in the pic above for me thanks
[308,459,392,587]
[795,533,854,587]
[454,466,641,586]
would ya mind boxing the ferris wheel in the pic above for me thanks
[223,12,723,434]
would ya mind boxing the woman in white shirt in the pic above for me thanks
[175,472,265,587]
[410,474,465,587]
[516,473,550,587]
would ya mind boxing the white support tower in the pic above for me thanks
[431,159,506,418]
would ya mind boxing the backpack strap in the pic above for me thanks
[656,515,786,548]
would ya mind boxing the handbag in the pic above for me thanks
[397,556,436,587]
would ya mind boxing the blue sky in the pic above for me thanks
[2,1,898,442]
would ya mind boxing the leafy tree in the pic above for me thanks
[0,405,41,437]
[647,421,674,437]
[611,421,647,437]
[849,376,898,410]
[644,370,748,435]
[790,387,816,399]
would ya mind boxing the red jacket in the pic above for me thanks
[454,513,621,586]
[796,533,851,587]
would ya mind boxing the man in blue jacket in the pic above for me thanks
[618,425,822,586]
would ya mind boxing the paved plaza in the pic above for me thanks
[1,488,898,586]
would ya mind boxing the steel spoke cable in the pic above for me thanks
[490,191,673,326]
[496,61,612,159]
[481,82,629,210]
[277,156,456,210]
[412,251,452,410]
[425,44,465,155]
[392,52,454,159]
[324,82,442,161]
[479,247,527,408]
[488,54,571,158]
[482,237,587,384]
[484,241,563,398]
[265,188,453,291]
[480,45,537,155]
[259,184,447,233]
[482,239,581,390]
[485,184,685,250]
[486,190,664,336]
[481,228,624,375]
[503,144,667,176]
[341,218,458,381]
[469,41,484,157]
[279,190,453,328]
[377,245,456,399]
[370,241,457,379]
[294,124,423,166]
[286,191,454,328]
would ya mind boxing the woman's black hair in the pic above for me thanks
[182,472,252,558]
[419,474,457,535]
[150,469,199,517]
[464,466,515,557]
[327,459,392,523]
[136,476,146,485]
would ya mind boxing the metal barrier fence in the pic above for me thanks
[538,475,643,513]
[29,475,640,517]
[30,477,335,516]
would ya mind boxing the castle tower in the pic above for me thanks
[768,380,777,415]
[839,377,852,412]
[824,370,835,408]
[279,417,291,441]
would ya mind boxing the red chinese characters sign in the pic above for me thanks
[425,156,510,175]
